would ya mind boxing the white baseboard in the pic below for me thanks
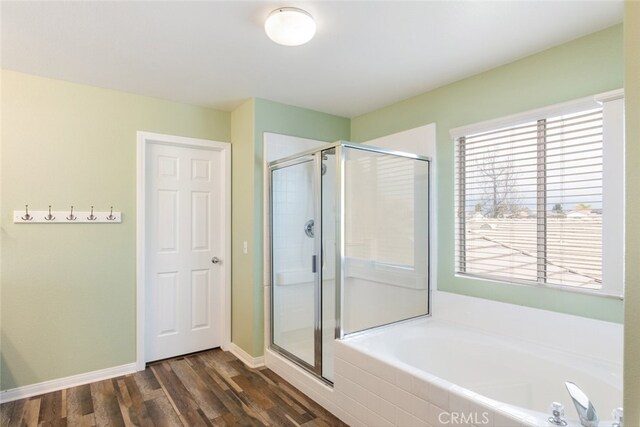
[229,342,265,368]
[0,363,137,404]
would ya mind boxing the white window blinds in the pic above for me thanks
[455,107,604,290]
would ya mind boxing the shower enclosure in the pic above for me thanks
[268,142,430,383]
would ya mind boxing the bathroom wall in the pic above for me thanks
[0,70,230,390]
[0,77,348,389]
[623,1,640,423]
[230,99,350,357]
[350,24,624,322]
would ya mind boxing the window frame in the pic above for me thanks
[450,90,624,298]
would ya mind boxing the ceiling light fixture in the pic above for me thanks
[265,7,316,46]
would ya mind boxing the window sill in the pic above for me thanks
[454,272,624,300]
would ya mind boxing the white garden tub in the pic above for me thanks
[333,291,622,427]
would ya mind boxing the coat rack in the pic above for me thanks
[13,205,122,223]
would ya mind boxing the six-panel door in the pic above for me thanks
[145,143,223,362]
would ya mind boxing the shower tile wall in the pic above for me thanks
[272,162,316,365]
[272,164,314,284]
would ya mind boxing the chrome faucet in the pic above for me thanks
[566,382,598,427]
[548,402,568,426]
[612,407,623,427]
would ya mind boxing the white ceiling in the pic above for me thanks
[1,1,623,118]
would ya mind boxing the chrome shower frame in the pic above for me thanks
[267,141,431,383]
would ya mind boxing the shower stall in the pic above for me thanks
[268,141,430,383]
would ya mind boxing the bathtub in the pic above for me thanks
[332,292,622,427]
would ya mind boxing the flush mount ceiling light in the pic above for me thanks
[265,7,316,46]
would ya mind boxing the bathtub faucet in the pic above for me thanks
[565,382,598,427]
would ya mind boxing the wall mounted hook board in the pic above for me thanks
[13,206,122,223]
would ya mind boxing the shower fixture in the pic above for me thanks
[321,149,334,175]
[304,219,315,237]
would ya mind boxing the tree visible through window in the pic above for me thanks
[455,107,604,290]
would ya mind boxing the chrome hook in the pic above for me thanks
[44,205,55,221]
[21,204,33,221]
[106,206,116,221]
[66,206,77,221]
[87,206,97,221]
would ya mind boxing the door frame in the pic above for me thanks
[136,131,231,371]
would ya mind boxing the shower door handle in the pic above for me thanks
[312,255,317,273]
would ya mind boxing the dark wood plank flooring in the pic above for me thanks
[0,349,348,427]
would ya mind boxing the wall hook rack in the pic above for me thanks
[13,205,122,224]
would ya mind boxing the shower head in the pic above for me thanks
[321,149,335,175]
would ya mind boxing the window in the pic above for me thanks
[453,92,624,295]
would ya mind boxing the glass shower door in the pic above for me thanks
[269,141,430,382]
[270,157,319,370]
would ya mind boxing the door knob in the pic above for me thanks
[211,257,221,264]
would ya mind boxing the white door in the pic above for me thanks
[145,142,224,362]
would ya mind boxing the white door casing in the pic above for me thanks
[137,132,230,368]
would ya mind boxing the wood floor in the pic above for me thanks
[0,349,348,427]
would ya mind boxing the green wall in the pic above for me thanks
[351,24,624,323]
[0,70,230,390]
[230,99,258,357]
[624,1,640,422]
[0,69,348,389]
[230,98,350,357]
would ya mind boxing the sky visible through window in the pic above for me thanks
[457,108,603,289]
